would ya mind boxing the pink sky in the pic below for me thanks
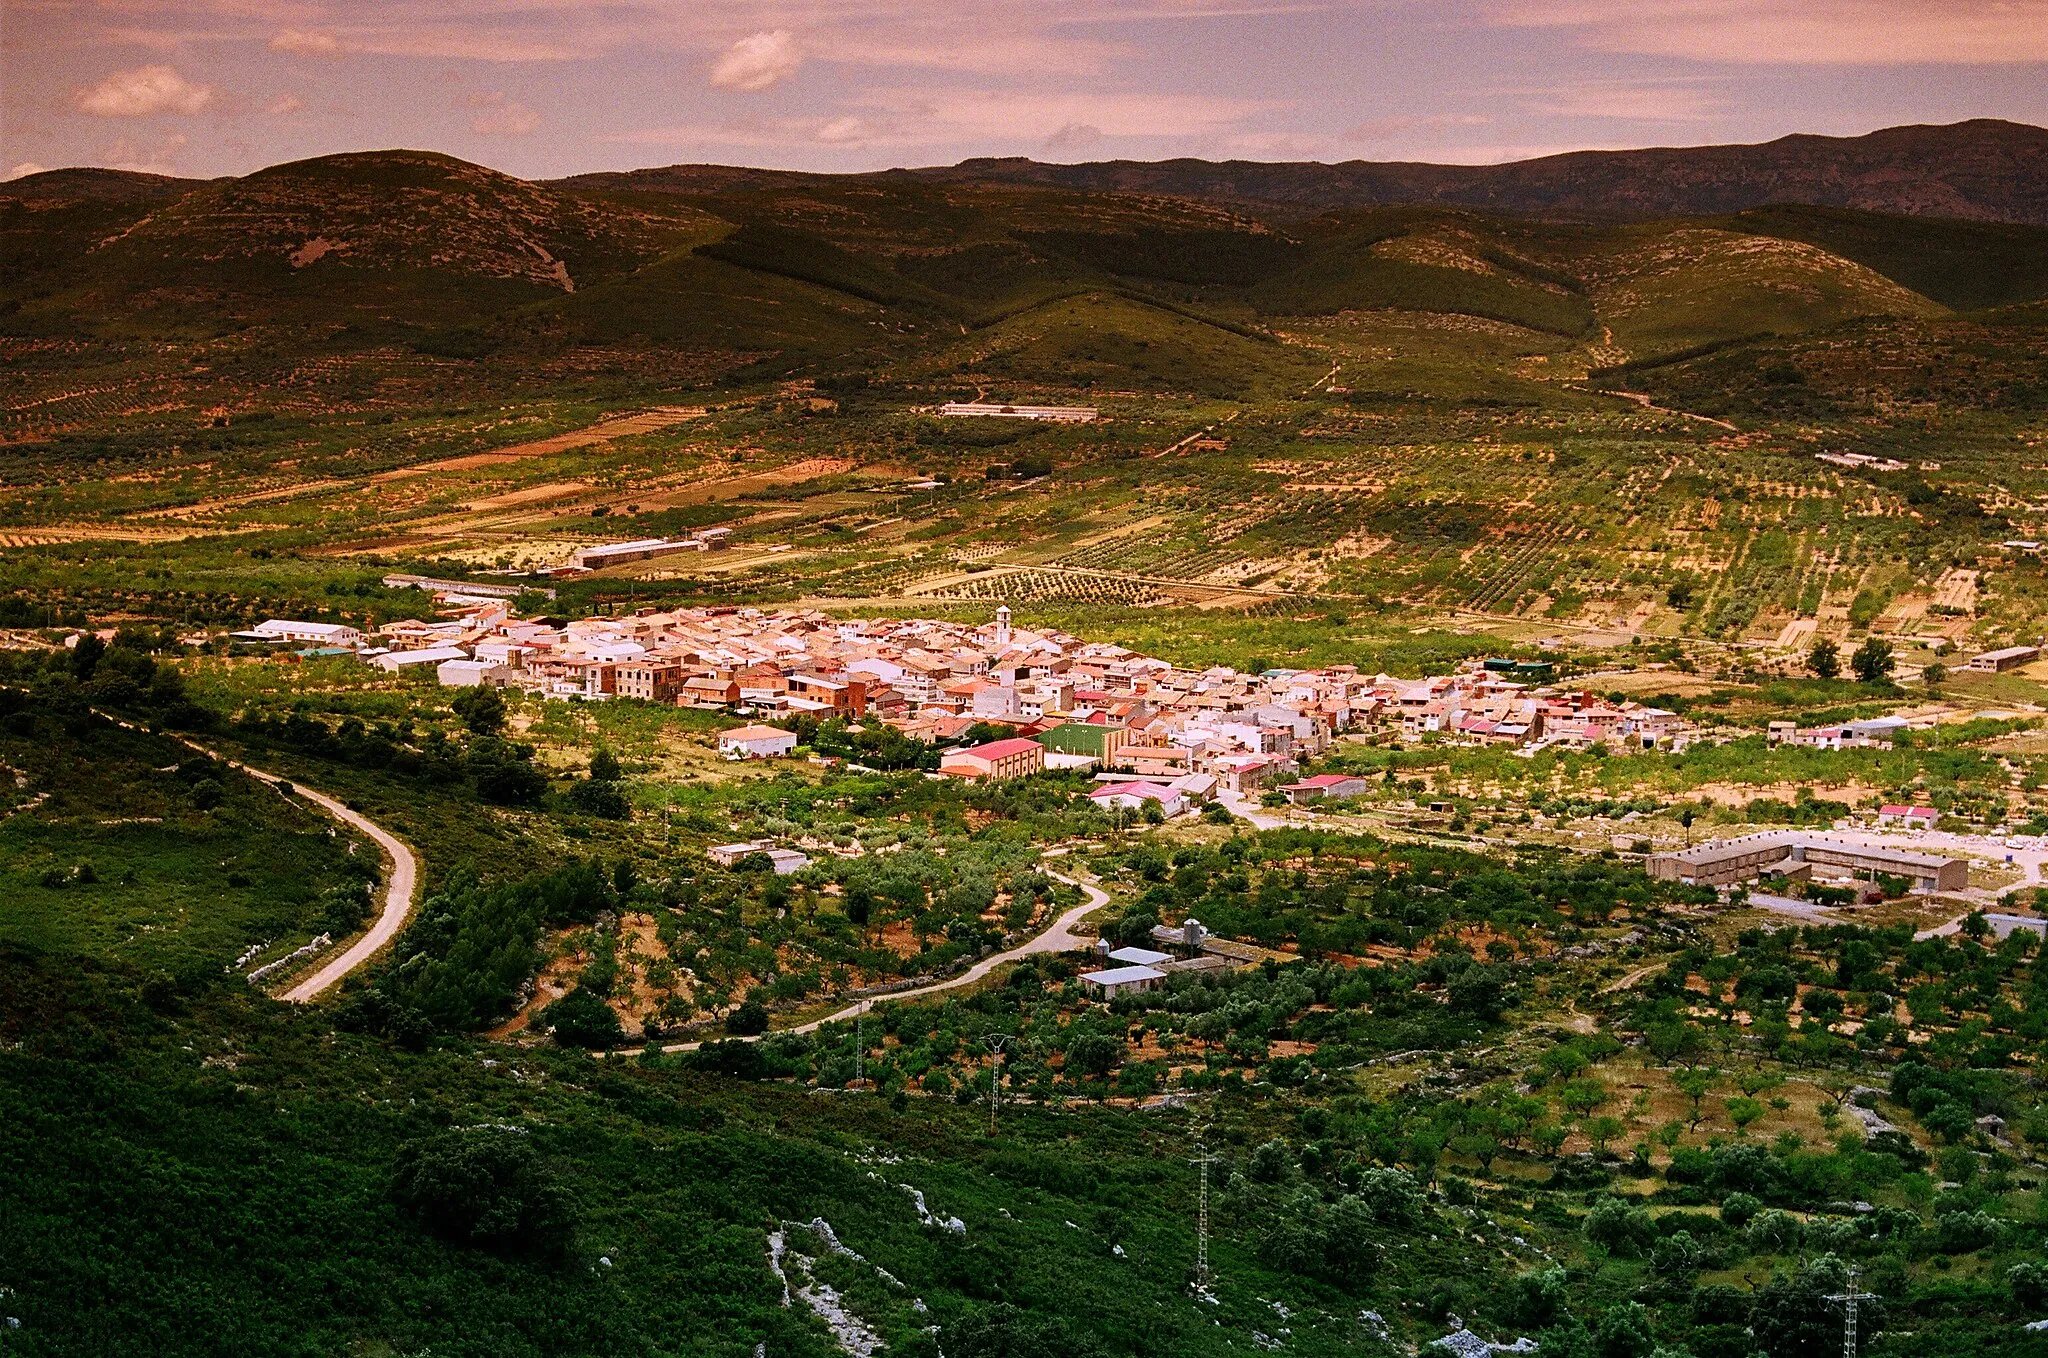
[4,0,2046,181]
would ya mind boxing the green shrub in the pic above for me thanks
[389,1128,575,1258]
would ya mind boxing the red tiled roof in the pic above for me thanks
[954,737,1042,760]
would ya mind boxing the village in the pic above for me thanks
[218,576,2032,850]
[229,588,1700,797]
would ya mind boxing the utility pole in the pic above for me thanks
[1190,1143,1218,1292]
[985,1033,1010,1134]
[1826,1265,1879,1358]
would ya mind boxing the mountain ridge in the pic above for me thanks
[557,119,2048,224]
[13,119,2046,225]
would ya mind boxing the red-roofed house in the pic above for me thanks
[938,737,1045,781]
[1877,804,1940,830]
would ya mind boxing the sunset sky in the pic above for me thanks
[5,0,2047,181]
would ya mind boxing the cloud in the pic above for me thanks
[609,87,1283,155]
[1044,122,1105,152]
[467,91,542,136]
[264,93,305,116]
[1342,114,1493,143]
[1518,82,1728,120]
[711,29,803,91]
[269,29,341,57]
[1490,0,2048,64]
[6,163,52,181]
[72,65,215,118]
[814,115,873,143]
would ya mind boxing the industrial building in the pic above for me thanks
[569,538,699,570]
[1970,645,2041,673]
[1078,964,1166,997]
[937,402,1098,422]
[1645,832,1969,892]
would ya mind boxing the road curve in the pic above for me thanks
[90,714,420,1001]
[276,779,418,1002]
[633,861,1112,1057]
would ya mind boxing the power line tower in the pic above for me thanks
[1190,1143,1219,1293]
[852,1001,868,1090]
[1826,1265,1879,1358]
[985,1034,1010,1135]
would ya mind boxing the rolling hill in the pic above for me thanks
[6,133,2048,394]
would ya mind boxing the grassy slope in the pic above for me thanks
[1727,205,2048,313]
[896,290,1326,398]
[1587,226,1949,358]
[0,711,366,981]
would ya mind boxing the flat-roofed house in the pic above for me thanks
[615,660,689,703]
[788,673,868,716]
[680,676,741,709]
[707,840,811,873]
[938,736,1045,781]
[719,724,797,760]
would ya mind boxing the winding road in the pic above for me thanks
[276,779,418,1002]
[634,860,1113,1056]
[90,713,420,1001]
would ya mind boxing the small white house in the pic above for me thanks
[1087,780,1187,818]
[251,619,363,648]
[719,724,798,760]
[437,658,509,687]
[707,840,810,874]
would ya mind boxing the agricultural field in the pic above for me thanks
[7,139,2048,1358]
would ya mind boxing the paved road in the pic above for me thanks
[629,861,1113,1057]
[93,714,419,1001]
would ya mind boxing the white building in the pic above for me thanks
[373,645,468,673]
[719,724,798,759]
[251,619,363,648]
[437,658,510,687]
[939,402,1097,423]
[707,840,810,874]
[569,538,698,570]
[1079,964,1166,997]
[1088,780,1188,818]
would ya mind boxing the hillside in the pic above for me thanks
[1,150,717,336]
